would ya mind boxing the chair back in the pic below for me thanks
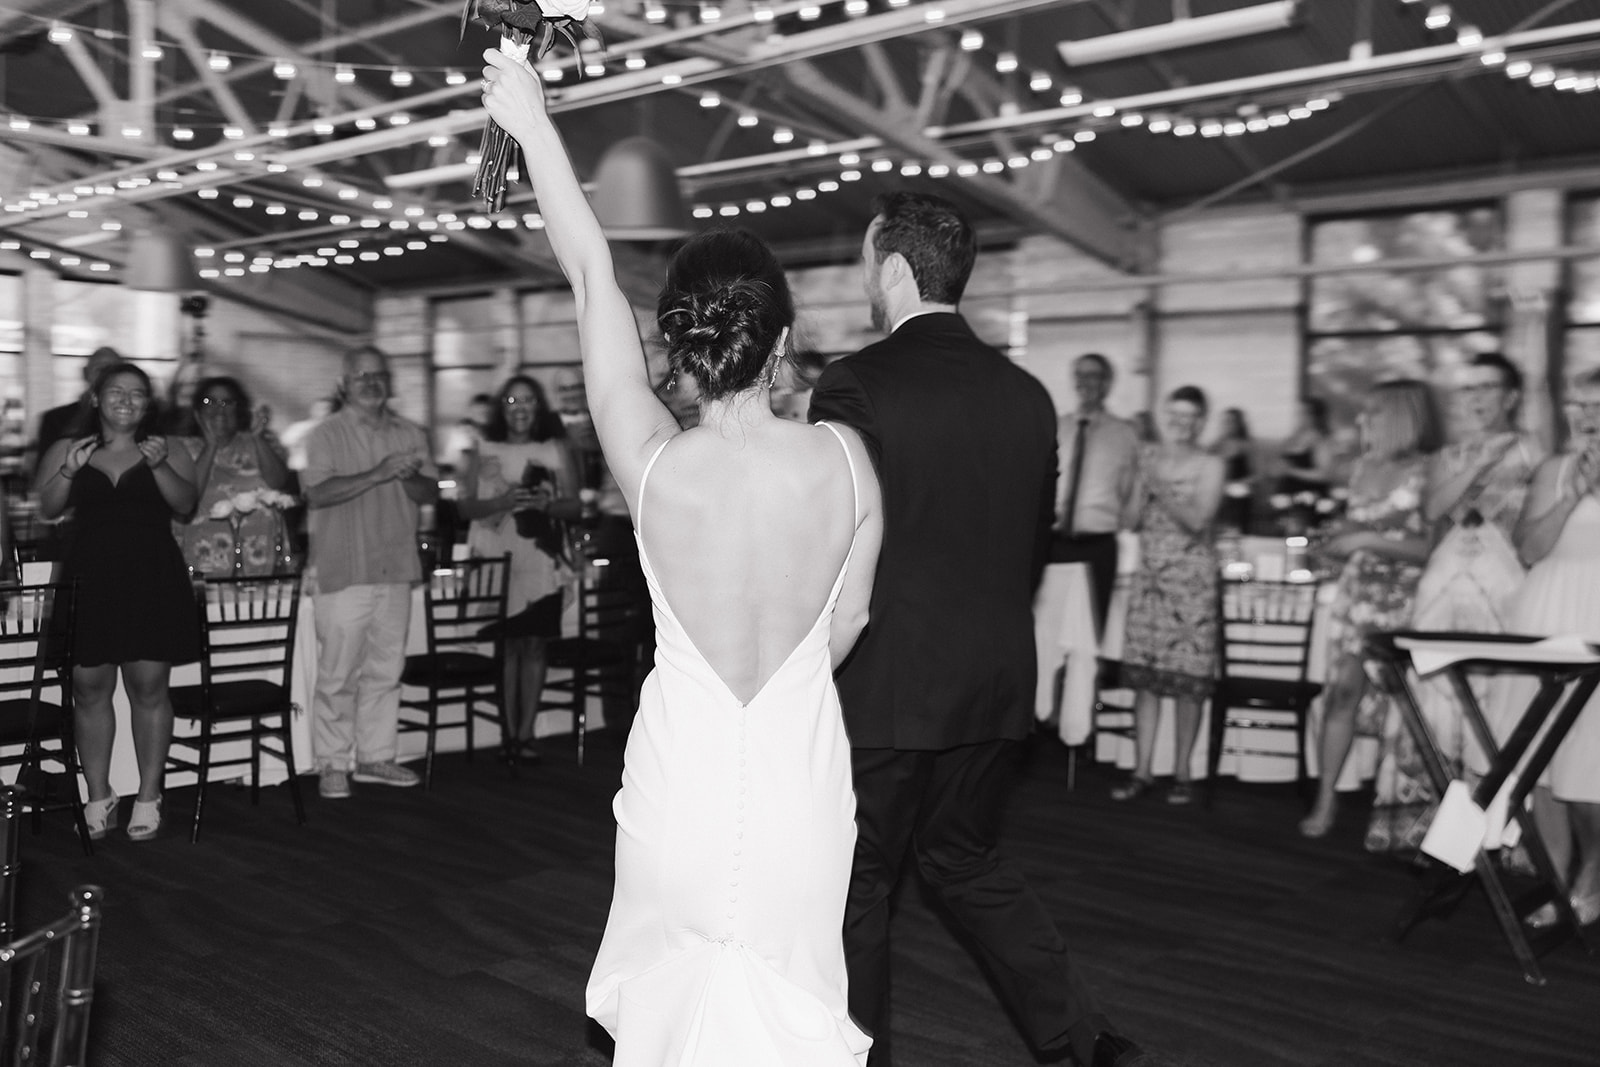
[0,583,73,710]
[0,784,103,1067]
[421,556,510,654]
[1217,577,1321,688]
[572,563,649,649]
[0,788,17,944]
[193,575,303,693]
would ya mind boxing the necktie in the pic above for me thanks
[1062,417,1089,536]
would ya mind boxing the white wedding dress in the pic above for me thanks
[586,424,871,1067]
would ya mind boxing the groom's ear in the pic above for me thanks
[881,251,911,289]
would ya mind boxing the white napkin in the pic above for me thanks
[1421,780,1488,873]
[1421,777,1525,873]
[1399,633,1599,677]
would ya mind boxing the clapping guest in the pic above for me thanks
[1111,386,1224,806]
[457,374,580,759]
[1211,407,1255,533]
[302,346,439,799]
[1367,354,1543,854]
[1498,370,1600,927]
[1301,380,1440,839]
[175,376,293,577]
[35,361,201,842]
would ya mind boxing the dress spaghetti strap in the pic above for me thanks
[816,421,860,528]
[635,435,674,542]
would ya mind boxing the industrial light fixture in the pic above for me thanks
[1057,1,1299,67]
[124,228,198,293]
[590,136,690,241]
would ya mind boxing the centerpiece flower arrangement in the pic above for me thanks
[1268,485,1348,535]
[462,0,599,212]
[208,488,300,575]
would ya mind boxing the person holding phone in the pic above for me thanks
[36,360,201,842]
[457,374,580,759]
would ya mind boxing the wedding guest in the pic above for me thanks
[35,361,201,842]
[29,345,122,476]
[1277,397,1337,495]
[157,359,205,437]
[1367,354,1542,854]
[457,374,580,759]
[1301,380,1440,838]
[1501,370,1600,928]
[302,346,438,799]
[552,365,602,487]
[1110,386,1224,806]
[175,375,294,577]
[1049,353,1140,636]
[1211,407,1255,533]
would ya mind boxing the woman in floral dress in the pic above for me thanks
[1112,386,1224,806]
[1366,354,1542,854]
[176,376,293,576]
[1301,379,1441,838]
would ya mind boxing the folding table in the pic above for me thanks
[1364,630,1600,985]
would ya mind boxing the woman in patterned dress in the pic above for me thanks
[176,376,293,576]
[1301,380,1441,838]
[1111,386,1224,806]
[1366,354,1542,854]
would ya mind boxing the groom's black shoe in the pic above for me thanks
[1090,1030,1158,1067]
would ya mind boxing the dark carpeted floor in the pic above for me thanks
[14,734,1600,1066]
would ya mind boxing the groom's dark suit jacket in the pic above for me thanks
[809,312,1058,751]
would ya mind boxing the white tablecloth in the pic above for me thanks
[1033,534,1377,786]
[54,554,601,798]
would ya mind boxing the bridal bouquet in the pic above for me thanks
[209,488,297,521]
[462,0,600,211]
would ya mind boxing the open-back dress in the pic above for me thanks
[585,423,871,1067]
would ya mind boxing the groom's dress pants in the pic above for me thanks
[844,738,1108,1067]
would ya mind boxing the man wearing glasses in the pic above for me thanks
[302,345,439,799]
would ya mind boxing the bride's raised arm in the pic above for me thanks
[482,48,679,513]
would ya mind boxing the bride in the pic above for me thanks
[484,47,883,1066]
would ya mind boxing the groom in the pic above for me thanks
[809,193,1153,1067]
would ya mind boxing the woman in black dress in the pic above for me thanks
[36,361,201,842]
[1211,406,1254,533]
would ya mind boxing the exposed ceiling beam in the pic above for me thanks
[781,57,1141,269]
[0,0,99,46]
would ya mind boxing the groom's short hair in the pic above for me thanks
[870,192,976,306]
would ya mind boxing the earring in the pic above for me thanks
[763,354,783,390]
[666,373,677,393]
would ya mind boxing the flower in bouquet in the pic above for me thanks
[462,0,600,212]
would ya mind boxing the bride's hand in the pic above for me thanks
[482,47,546,138]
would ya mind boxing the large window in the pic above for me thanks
[1304,205,1504,426]
[1565,193,1600,385]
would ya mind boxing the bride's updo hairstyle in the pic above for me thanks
[657,228,794,401]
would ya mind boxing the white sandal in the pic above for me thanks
[127,796,162,842]
[84,796,118,840]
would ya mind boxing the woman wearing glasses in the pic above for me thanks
[35,360,201,842]
[175,375,292,576]
[456,374,580,759]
